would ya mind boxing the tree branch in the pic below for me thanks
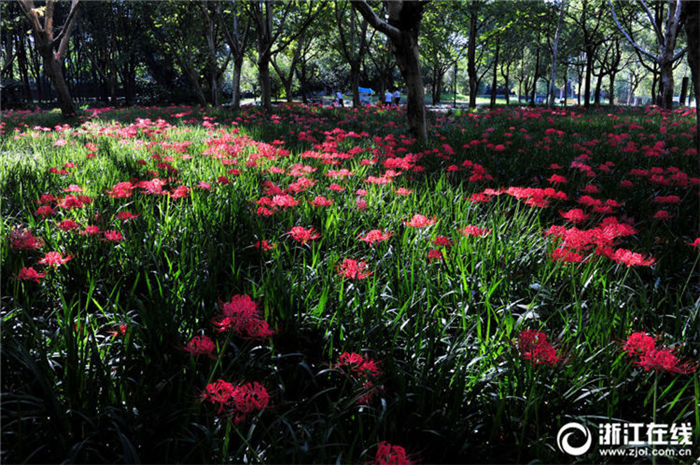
[350,0,400,41]
[609,0,657,61]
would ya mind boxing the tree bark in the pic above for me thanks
[490,38,500,109]
[352,0,428,143]
[608,72,616,106]
[548,0,567,107]
[467,1,479,108]
[18,0,80,115]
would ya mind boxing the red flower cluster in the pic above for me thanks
[38,251,73,267]
[403,214,436,228]
[358,229,391,245]
[516,329,561,366]
[337,258,372,280]
[211,294,275,340]
[460,225,491,237]
[201,380,269,423]
[184,335,216,358]
[288,226,321,244]
[375,441,411,465]
[15,267,47,283]
[9,228,44,251]
[338,352,381,404]
[623,332,696,374]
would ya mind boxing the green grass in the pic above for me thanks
[1,103,698,464]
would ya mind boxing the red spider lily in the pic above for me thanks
[394,188,413,196]
[201,379,236,414]
[255,240,276,251]
[288,226,320,244]
[620,180,634,188]
[375,442,411,465]
[559,209,590,224]
[211,295,275,340]
[652,195,681,204]
[328,183,345,192]
[110,324,127,337]
[358,230,391,245]
[106,181,134,198]
[547,174,567,184]
[690,238,700,249]
[652,210,672,220]
[38,251,73,267]
[38,194,56,204]
[516,329,561,366]
[103,230,124,243]
[15,267,47,283]
[338,352,381,379]
[356,198,368,210]
[57,219,80,231]
[460,225,491,237]
[623,332,696,374]
[551,248,585,263]
[9,229,44,251]
[231,382,270,416]
[637,348,697,374]
[427,249,444,261]
[82,225,101,236]
[116,211,140,222]
[169,185,190,200]
[63,184,83,193]
[611,248,655,267]
[623,332,657,357]
[184,335,216,359]
[403,214,436,228]
[337,258,372,280]
[35,205,55,217]
[57,195,91,209]
[433,235,453,247]
[272,194,298,208]
[310,195,333,207]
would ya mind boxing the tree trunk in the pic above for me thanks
[563,66,568,107]
[467,3,478,108]
[43,56,76,115]
[16,33,32,102]
[679,76,688,105]
[393,30,427,142]
[501,62,510,105]
[259,48,272,110]
[584,51,593,107]
[530,47,540,106]
[549,0,567,107]
[490,38,500,109]
[608,72,616,106]
[232,55,243,109]
[659,60,674,109]
[351,61,361,107]
[594,72,603,106]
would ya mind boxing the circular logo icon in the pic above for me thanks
[557,422,593,456]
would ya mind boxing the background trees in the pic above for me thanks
[3,0,696,119]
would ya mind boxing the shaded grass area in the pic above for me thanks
[1,104,698,464]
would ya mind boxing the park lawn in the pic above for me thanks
[1,103,698,464]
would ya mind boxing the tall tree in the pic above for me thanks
[215,0,252,109]
[250,0,323,111]
[352,0,429,142]
[334,0,370,108]
[548,0,568,107]
[609,0,686,109]
[17,0,80,116]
